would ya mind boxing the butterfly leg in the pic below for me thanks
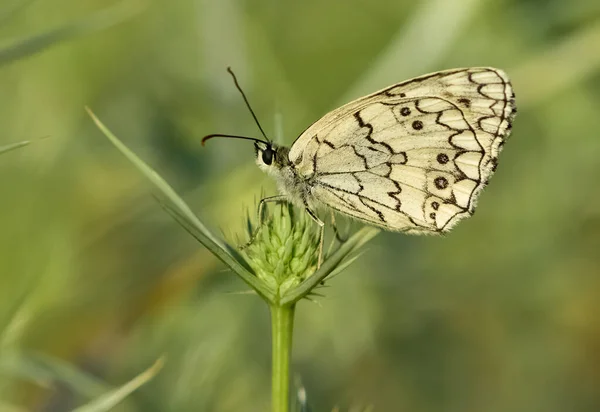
[330,210,348,243]
[304,207,325,269]
[240,195,287,249]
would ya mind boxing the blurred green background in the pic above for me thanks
[2,0,600,410]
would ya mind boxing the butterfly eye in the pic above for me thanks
[262,147,274,165]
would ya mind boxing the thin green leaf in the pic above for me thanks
[156,197,273,301]
[0,351,109,396]
[153,195,245,265]
[223,289,258,296]
[27,353,110,397]
[0,1,142,66]
[323,252,364,282]
[86,108,223,251]
[0,140,29,155]
[87,108,274,302]
[281,227,380,305]
[0,351,52,388]
[71,357,164,412]
[0,288,32,349]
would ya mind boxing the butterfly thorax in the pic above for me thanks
[255,143,312,208]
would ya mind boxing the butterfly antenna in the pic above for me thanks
[227,67,270,142]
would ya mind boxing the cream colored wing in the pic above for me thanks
[289,67,516,233]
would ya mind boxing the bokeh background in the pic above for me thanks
[1,0,600,410]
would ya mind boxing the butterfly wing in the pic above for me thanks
[289,67,516,233]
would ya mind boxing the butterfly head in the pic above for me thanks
[201,68,290,176]
[254,141,290,173]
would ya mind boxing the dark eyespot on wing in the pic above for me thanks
[434,176,448,190]
[457,98,471,108]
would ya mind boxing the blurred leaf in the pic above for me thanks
[0,351,161,409]
[0,1,142,66]
[0,0,37,26]
[0,294,31,350]
[341,0,482,103]
[20,352,110,397]
[513,19,600,107]
[0,351,110,394]
[0,351,109,396]
[71,357,164,412]
[0,351,52,388]
[0,140,29,155]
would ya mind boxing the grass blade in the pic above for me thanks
[156,197,272,300]
[71,357,164,412]
[87,108,274,302]
[0,351,108,395]
[281,227,379,305]
[0,140,29,155]
[0,1,142,66]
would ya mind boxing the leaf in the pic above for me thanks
[0,1,143,66]
[156,197,269,299]
[0,351,108,394]
[71,357,164,412]
[281,226,380,305]
[0,140,29,155]
[86,108,275,303]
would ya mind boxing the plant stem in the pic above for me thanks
[270,303,296,412]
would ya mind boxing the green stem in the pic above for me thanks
[270,303,296,412]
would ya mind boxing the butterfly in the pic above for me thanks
[203,67,516,266]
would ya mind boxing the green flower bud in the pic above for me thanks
[242,204,319,296]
